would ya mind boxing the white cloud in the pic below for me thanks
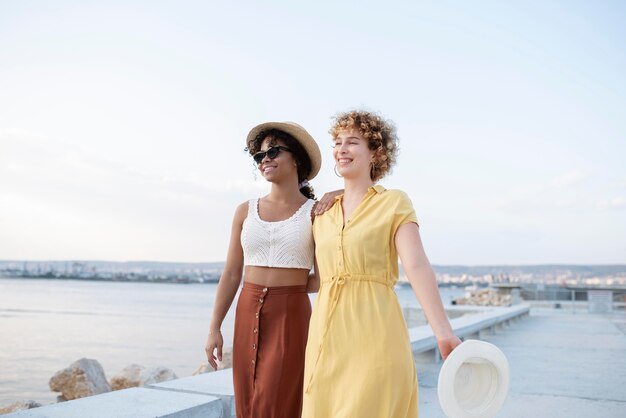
[0,131,266,260]
[0,128,47,139]
[548,170,588,188]
[2,1,625,263]
[596,196,626,210]
[159,171,268,195]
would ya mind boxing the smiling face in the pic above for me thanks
[333,129,375,180]
[257,137,298,182]
[329,110,398,182]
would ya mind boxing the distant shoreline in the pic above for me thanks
[2,260,626,288]
[0,276,458,287]
[0,275,219,284]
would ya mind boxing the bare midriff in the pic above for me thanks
[244,266,310,287]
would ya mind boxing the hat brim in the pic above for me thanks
[438,339,510,418]
[246,122,322,181]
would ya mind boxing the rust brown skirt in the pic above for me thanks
[233,282,311,418]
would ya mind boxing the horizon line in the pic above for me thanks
[1,259,625,268]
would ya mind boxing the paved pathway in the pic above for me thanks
[416,308,626,417]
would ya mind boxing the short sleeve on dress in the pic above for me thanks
[391,190,418,234]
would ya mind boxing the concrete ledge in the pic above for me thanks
[410,304,530,357]
[6,306,529,417]
[5,387,224,418]
[149,369,234,417]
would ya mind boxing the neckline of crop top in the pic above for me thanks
[252,198,313,223]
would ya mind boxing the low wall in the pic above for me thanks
[410,304,530,361]
[6,305,530,418]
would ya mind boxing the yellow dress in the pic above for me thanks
[302,185,419,418]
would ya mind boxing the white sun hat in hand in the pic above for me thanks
[437,339,510,418]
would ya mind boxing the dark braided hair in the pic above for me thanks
[246,129,316,199]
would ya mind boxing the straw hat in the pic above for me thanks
[246,122,322,180]
[438,340,510,418]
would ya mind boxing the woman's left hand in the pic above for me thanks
[314,189,343,216]
[437,334,463,360]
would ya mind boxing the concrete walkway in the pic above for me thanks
[416,308,626,417]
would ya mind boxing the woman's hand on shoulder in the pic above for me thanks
[313,189,343,216]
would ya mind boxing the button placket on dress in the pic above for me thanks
[252,286,268,382]
[337,211,348,270]
[306,195,370,393]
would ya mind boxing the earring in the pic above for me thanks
[370,160,377,180]
[334,165,343,177]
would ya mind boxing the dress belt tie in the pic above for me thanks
[305,274,392,394]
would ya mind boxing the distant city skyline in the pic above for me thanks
[1,1,625,264]
[3,259,625,289]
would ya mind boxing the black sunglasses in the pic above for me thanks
[253,146,291,164]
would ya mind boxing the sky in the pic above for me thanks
[1,0,625,265]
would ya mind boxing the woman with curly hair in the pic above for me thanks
[302,110,462,417]
[204,122,336,418]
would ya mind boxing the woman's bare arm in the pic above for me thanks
[307,258,321,293]
[205,202,247,369]
[395,222,461,359]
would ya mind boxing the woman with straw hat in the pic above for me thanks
[302,110,462,417]
[204,122,334,418]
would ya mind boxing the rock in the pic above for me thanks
[110,364,177,390]
[192,363,212,375]
[49,358,111,400]
[110,364,145,391]
[453,288,513,307]
[219,350,233,369]
[192,348,233,375]
[140,366,177,385]
[0,400,42,414]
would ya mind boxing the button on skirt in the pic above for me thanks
[233,282,311,418]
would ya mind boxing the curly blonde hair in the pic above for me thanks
[330,110,398,182]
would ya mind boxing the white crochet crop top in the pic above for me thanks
[241,198,315,270]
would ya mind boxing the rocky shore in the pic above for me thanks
[0,353,233,415]
[452,288,513,307]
